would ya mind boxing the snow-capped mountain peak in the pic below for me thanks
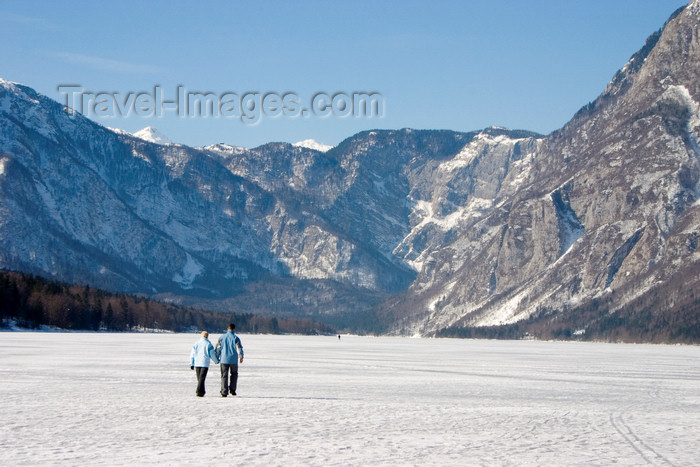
[132,126,172,145]
[293,139,333,152]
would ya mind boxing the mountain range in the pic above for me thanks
[1,2,699,339]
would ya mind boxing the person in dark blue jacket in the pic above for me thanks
[189,331,219,397]
[216,323,244,397]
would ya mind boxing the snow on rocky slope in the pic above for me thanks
[132,126,172,144]
[293,139,333,152]
[1,3,699,336]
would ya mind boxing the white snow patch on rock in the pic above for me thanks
[133,126,172,145]
[107,127,131,136]
[172,253,204,289]
[293,139,333,152]
[203,143,248,157]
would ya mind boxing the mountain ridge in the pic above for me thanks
[1,2,699,341]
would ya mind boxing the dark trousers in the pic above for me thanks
[195,366,209,396]
[220,363,238,395]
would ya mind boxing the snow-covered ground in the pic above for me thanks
[1,333,699,466]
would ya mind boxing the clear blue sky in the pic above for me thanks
[0,1,688,148]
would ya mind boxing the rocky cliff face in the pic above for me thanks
[394,2,700,335]
[1,2,699,337]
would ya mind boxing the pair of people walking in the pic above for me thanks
[189,324,244,397]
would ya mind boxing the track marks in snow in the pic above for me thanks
[609,409,674,466]
[608,384,676,466]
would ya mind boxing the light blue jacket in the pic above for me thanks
[190,337,219,368]
[216,330,244,364]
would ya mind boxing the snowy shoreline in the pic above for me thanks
[2,321,696,347]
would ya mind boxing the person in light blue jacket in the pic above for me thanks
[190,331,219,397]
[216,323,244,397]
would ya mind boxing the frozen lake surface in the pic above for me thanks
[1,333,699,465]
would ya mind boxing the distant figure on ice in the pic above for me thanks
[338,335,341,340]
[190,331,219,397]
[216,323,244,397]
